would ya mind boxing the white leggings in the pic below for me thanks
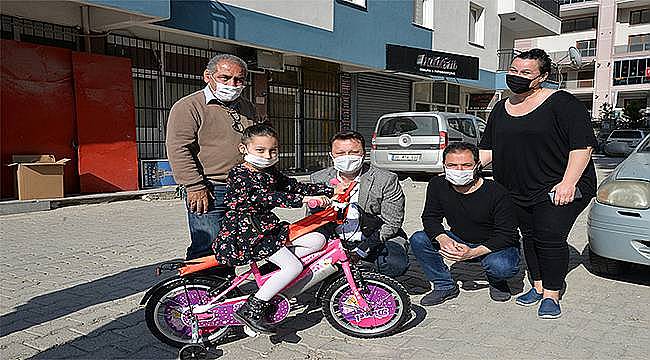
[254,232,326,301]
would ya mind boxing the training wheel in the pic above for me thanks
[178,344,208,360]
[243,325,259,338]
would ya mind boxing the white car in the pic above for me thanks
[603,129,647,157]
[588,135,650,274]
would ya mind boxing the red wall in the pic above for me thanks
[1,40,138,198]
[72,53,138,193]
[1,40,79,197]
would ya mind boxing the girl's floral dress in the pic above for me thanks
[212,163,332,266]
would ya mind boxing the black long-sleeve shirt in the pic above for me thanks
[422,176,519,252]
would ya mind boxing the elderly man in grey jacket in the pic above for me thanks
[310,131,409,278]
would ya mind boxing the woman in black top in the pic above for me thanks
[479,49,596,319]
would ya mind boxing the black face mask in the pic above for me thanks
[506,74,541,94]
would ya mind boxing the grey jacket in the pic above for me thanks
[310,164,405,242]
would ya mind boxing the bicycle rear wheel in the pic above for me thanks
[144,277,230,348]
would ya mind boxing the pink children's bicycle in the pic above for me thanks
[141,183,411,359]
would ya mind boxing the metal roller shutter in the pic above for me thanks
[356,73,412,150]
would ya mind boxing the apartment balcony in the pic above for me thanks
[613,57,650,87]
[559,0,599,17]
[499,0,561,39]
[525,0,561,16]
[560,79,595,92]
[616,0,650,10]
[613,44,650,58]
[498,48,520,71]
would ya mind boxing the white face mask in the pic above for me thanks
[244,153,278,169]
[444,166,477,186]
[332,154,364,174]
[212,81,244,102]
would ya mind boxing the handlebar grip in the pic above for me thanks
[307,198,323,208]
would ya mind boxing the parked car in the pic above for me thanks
[595,131,611,154]
[603,129,647,157]
[370,112,484,174]
[587,134,650,275]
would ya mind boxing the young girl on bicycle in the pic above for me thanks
[212,123,333,333]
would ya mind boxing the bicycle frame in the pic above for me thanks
[168,180,373,328]
[190,237,370,317]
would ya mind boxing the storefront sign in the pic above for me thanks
[386,44,479,80]
[468,93,495,110]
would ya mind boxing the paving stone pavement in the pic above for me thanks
[1,156,648,360]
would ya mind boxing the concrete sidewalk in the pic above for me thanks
[0,187,178,216]
[0,157,648,359]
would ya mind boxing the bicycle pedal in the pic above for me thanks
[243,326,259,338]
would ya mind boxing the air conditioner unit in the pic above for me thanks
[257,50,284,72]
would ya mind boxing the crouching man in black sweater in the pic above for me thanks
[410,142,520,306]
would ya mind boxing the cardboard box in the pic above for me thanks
[8,155,70,200]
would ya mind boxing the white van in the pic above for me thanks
[370,112,485,173]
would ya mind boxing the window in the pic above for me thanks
[448,84,460,105]
[576,39,596,57]
[413,82,462,113]
[433,82,446,103]
[628,34,650,52]
[457,118,477,138]
[476,119,486,136]
[378,116,439,137]
[415,103,430,111]
[630,9,650,25]
[561,15,597,33]
[609,130,644,139]
[413,0,434,29]
[468,3,485,46]
[613,58,650,86]
[414,82,431,103]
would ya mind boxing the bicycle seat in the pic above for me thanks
[179,255,224,276]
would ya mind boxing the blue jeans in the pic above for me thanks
[410,230,520,290]
[184,182,226,260]
[366,236,410,278]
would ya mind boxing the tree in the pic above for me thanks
[598,102,614,128]
[623,100,643,128]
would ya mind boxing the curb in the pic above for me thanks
[0,187,179,216]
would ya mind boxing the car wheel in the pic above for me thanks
[588,246,627,276]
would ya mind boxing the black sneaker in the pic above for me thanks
[488,280,511,302]
[420,285,460,306]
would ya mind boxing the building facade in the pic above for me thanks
[407,0,560,122]
[1,0,561,197]
[516,0,650,128]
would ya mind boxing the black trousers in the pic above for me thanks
[515,197,589,291]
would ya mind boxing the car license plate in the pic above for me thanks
[391,154,420,161]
